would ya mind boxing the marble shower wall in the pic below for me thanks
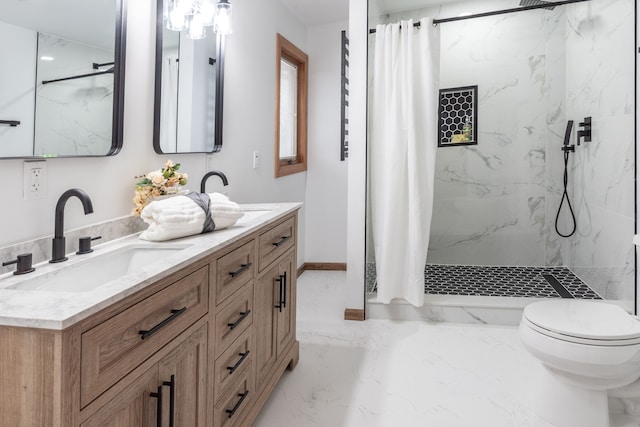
[34,33,114,156]
[425,1,567,267]
[563,0,635,300]
[370,0,634,301]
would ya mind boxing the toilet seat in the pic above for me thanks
[523,300,640,346]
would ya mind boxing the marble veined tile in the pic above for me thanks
[253,271,555,427]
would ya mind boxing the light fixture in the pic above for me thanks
[214,0,232,35]
[164,0,232,40]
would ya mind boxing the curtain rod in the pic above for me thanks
[433,0,590,25]
[369,22,421,34]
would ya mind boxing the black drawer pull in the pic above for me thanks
[139,307,187,339]
[227,310,251,330]
[272,235,291,247]
[229,262,252,278]
[226,391,250,419]
[227,351,250,374]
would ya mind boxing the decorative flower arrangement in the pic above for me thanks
[133,160,188,216]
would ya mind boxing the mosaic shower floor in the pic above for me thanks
[365,263,602,299]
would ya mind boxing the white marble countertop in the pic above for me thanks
[0,203,301,330]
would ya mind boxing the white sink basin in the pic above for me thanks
[236,209,274,225]
[5,244,190,293]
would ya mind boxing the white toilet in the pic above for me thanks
[519,299,640,427]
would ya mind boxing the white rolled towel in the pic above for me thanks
[139,192,244,241]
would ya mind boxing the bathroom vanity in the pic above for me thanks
[0,204,300,427]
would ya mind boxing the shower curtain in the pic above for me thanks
[370,18,440,306]
[161,56,178,151]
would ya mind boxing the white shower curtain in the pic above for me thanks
[161,56,178,151]
[371,18,440,306]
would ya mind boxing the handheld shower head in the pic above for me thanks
[563,120,574,146]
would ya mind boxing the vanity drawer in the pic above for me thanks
[213,369,254,427]
[213,241,255,306]
[80,266,209,407]
[258,216,295,271]
[214,328,254,403]
[214,285,253,358]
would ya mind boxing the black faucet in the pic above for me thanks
[200,171,229,193]
[50,189,94,263]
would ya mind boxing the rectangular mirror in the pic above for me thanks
[153,0,224,154]
[0,0,127,159]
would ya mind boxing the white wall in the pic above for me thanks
[0,21,36,158]
[345,0,367,311]
[304,20,349,263]
[1,0,309,267]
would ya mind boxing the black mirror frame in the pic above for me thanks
[108,0,127,156]
[152,0,224,155]
[0,0,127,160]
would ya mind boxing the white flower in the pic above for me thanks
[147,170,166,186]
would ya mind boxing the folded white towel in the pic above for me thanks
[139,192,244,241]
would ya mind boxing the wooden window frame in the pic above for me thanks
[275,33,308,178]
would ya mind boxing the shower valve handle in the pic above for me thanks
[577,117,592,145]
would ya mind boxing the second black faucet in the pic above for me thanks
[200,170,229,193]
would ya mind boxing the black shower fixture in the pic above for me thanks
[556,120,577,238]
[519,0,556,10]
[577,116,592,145]
[561,120,575,152]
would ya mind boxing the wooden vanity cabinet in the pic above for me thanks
[254,250,296,394]
[81,320,208,427]
[0,210,299,427]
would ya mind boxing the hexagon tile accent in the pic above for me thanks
[438,85,477,147]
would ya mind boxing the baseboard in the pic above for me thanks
[344,308,365,321]
[297,262,347,277]
[296,265,305,277]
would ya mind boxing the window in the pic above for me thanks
[275,33,308,178]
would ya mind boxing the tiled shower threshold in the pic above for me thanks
[365,263,632,325]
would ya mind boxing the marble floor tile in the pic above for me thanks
[252,271,555,427]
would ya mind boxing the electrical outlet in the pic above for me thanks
[23,161,47,200]
[253,151,260,169]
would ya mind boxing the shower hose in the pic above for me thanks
[554,148,577,238]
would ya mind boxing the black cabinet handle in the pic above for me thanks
[139,307,187,339]
[275,275,284,312]
[150,386,163,427]
[0,120,20,127]
[229,262,252,278]
[163,375,175,427]
[226,391,250,419]
[226,351,250,374]
[227,310,251,330]
[282,271,287,309]
[272,235,291,247]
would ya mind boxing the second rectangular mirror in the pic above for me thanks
[153,0,225,154]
